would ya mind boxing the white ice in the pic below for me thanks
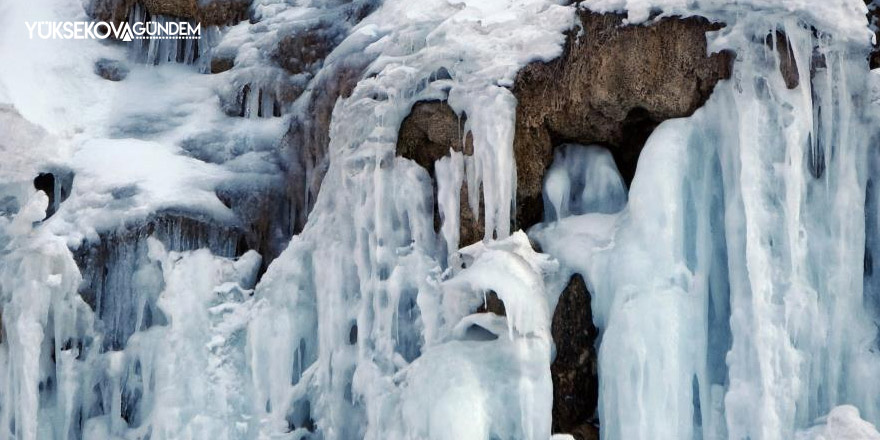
[3,0,880,438]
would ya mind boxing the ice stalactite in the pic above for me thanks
[717,19,880,438]
[532,11,880,440]
[127,3,220,70]
[0,193,94,440]
[244,0,573,438]
[87,239,262,439]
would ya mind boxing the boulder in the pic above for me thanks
[94,58,130,81]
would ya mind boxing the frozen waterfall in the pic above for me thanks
[3,0,880,439]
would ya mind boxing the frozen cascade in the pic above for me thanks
[5,0,880,438]
[532,8,880,440]
[242,0,573,437]
[0,194,93,440]
[3,0,574,437]
[127,2,219,69]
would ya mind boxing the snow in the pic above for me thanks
[2,0,880,438]
[582,0,872,43]
[796,406,880,440]
[48,138,237,245]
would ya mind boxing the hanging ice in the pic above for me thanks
[3,0,880,438]
[532,4,880,439]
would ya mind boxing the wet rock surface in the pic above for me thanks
[551,274,599,439]
[397,101,484,245]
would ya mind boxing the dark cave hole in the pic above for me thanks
[33,172,56,218]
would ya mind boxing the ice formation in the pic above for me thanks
[3,0,880,438]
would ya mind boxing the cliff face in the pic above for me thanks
[16,0,877,438]
[397,10,732,245]
[512,12,732,229]
[90,0,249,26]
[393,13,731,438]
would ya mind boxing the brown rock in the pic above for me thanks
[568,423,600,440]
[395,11,731,243]
[768,31,799,89]
[551,275,599,438]
[196,0,250,26]
[275,23,342,75]
[397,101,484,245]
[513,11,733,227]
[210,56,234,74]
[397,101,473,170]
[89,0,249,27]
[89,0,137,24]
[475,290,506,316]
[283,58,373,233]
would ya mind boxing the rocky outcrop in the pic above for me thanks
[397,101,485,245]
[90,0,248,26]
[210,56,234,74]
[393,13,732,439]
[282,57,372,232]
[89,0,136,25]
[395,11,732,244]
[551,275,599,439]
[512,11,732,227]
[73,211,248,350]
[274,23,343,76]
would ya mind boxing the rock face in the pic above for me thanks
[282,57,373,233]
[210,56,234,74]
[551,275,599,439]
[868,0,880,68]
[274,23,343,76]
[397,101,484,245]
[90,0,249,26]
[74,212,248,350]
[396,11,732,243]
[394,12,732,438]
[512,11,733,227]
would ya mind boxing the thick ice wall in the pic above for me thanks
[248,156,439,438]
[0,194,94,440]
[716,21,880,438]
[245,1,575,437]
[532,10,880,439]
[88,240,262,439]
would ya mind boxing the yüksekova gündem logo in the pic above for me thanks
[25,21,200,41]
